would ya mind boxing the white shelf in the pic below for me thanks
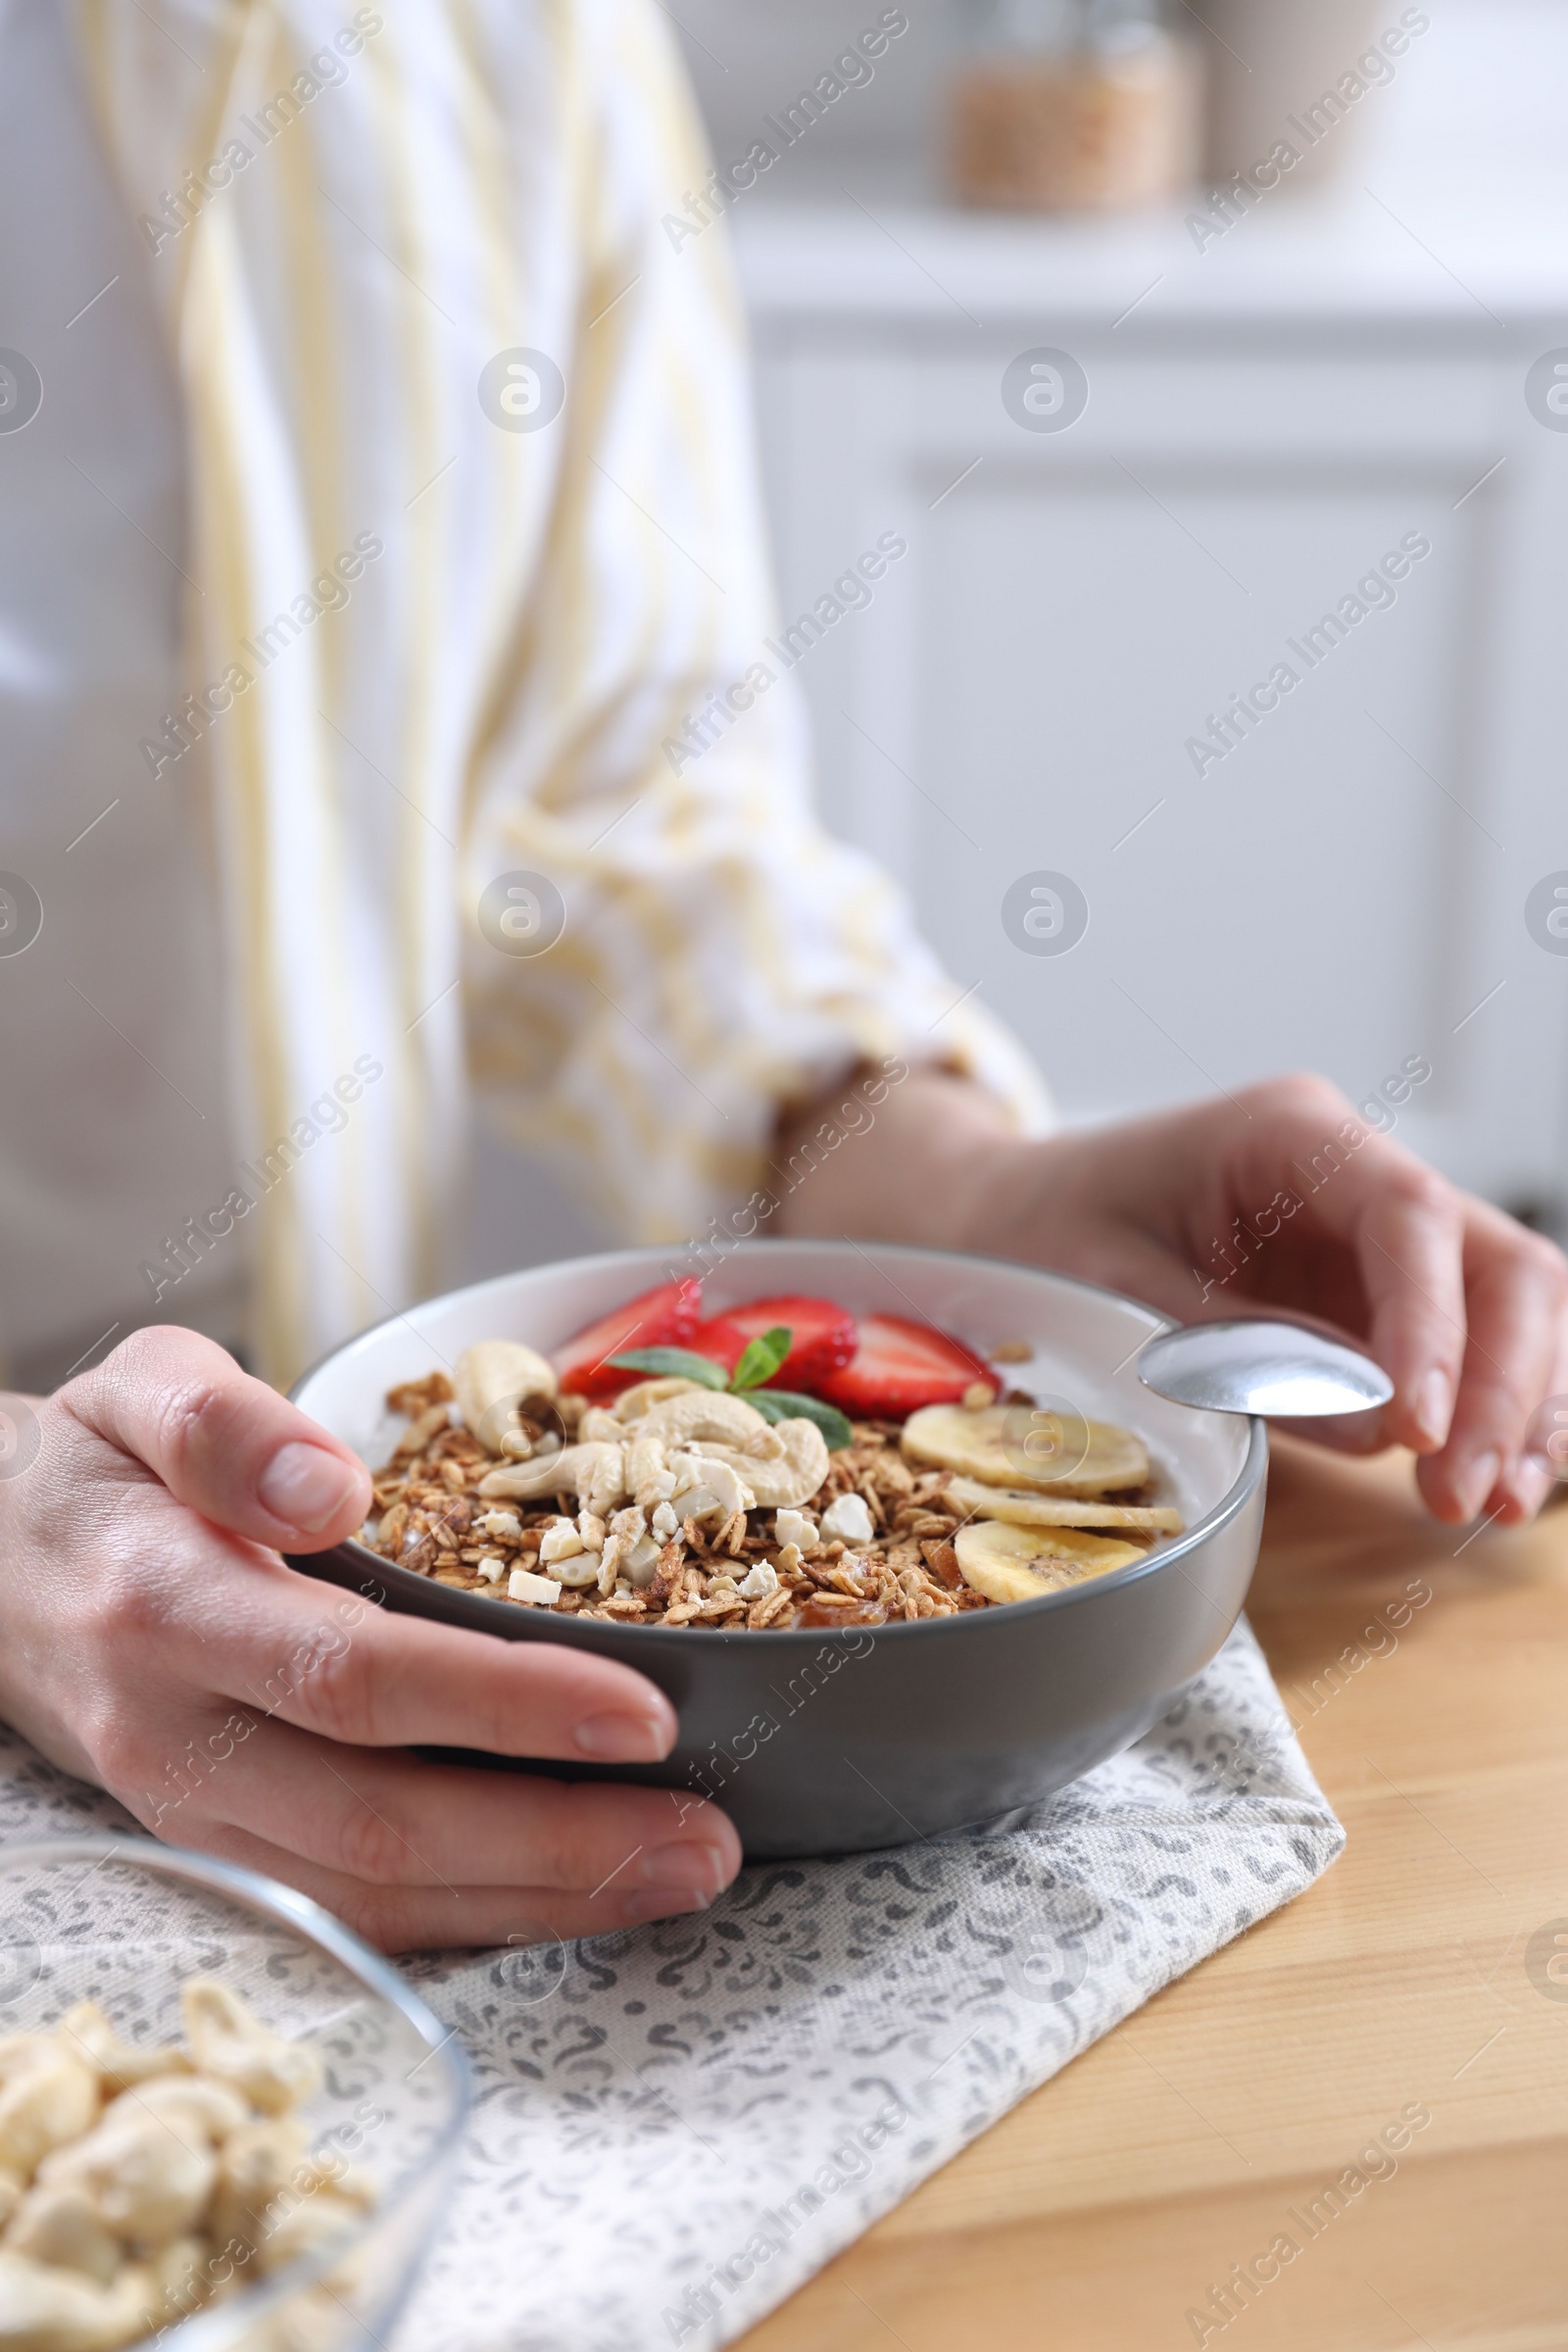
[732,193,1568,328]
[695,0,1568,327]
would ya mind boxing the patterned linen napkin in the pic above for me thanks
[0,1617,1342,2352]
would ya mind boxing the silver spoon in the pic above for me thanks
[1136,1319,1394,1418]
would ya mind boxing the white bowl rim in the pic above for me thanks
[289,1240,1267,1641]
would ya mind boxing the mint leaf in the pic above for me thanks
[748,1390,854,1450]
[608,1348,727,1388]
[728,1325,793,1392]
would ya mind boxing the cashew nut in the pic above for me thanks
[598,1507,653,1593]
[117,2078,250,2144]
[38,2106,218,2249]
[581,1445,630,1519]
[478,1442,626,1519]
[140,2238,216,2333]
[665,1453,755,1524]
[206,2118,309,2258]
[455,1339,558,1454]
[576,1407,623,1445]
[253,2183,370,2278]
[622,1537,661,1588]
[0,1984,366,2352]
[623,1434,674,1511]
[687,1417,828,1511]
[55,2009,190,2099]
[179,1983,320,2119]
[611,1377,707,1421]
[536,1518,597,1588]
[0,2048,99,2181]
[0,2248,155,2352]
[477,1390,824,1519]
[5,2188,121,2286]
[635,1393,783,1457]
[537,1517,584,1566]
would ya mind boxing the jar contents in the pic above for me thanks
[948,2,1200,213]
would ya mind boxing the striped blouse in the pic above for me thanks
[42,0,1047,1386]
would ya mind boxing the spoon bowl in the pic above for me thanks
[1136,1318,1394,1418]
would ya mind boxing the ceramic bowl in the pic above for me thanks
[287,1242,1266,1858]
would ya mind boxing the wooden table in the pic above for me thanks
[739,1441,1568,2352]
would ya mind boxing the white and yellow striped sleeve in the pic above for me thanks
[464,0,1049,1243]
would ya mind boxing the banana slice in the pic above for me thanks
[946,1474,1182,1535]
[902,1402,1150,1497]
[954,1517,1146,1604]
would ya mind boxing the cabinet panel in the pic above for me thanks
[751,332,1568,1209]
[911,469,1463,1106]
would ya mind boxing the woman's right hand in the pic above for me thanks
[0,1328,740,1950]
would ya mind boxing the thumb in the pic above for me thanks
[63,1326,372,1549]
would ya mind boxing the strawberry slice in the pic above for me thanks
[692,1295,858,1389]
[814,1313,992,1416]
[555,1279,702,1398]
[687,1317,751,1376]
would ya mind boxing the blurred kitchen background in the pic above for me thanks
[466,0,1568,1276]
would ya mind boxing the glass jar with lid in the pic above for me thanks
[948,0,1200,212]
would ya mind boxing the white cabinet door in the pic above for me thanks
[749,321,1568,1214]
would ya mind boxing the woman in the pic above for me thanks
[0,0,1561,1949]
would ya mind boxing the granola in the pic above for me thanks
[355,1302,1183,1627]
[360,1376,982,1630]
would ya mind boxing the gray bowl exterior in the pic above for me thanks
[285,1422,1266,1860]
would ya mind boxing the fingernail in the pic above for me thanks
[572,1712,670,1763]
[638,1841,728,1895]
[1454,1448,1499,1521]
[257,1442,363,1534]
[1413,1368,1453,1449]
[1505,1455,1553,1520]
[619,1888,710,1925]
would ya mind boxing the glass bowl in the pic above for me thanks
[0,1836,469,2352]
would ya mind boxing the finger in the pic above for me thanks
[1172,1080,1469,1453]
[181,1818,728,1953]
[1228,1090,1563,1489]
[176,1715,740,1902]
[1221,1089,1465,1449]
[1505,1319,1568,1520]
[1285,1142,1468,1455]
[63,1327,371,1549]
[144,1544,680,1765]
[1415,1206,1568,1523]
[1499,1446,1560,1526]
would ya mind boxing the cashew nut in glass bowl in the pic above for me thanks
[0,1840,468,2352]
[0,1980,370,2352]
